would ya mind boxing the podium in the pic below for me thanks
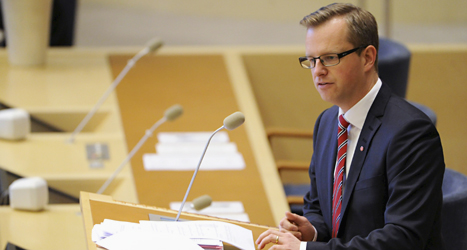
[80,191,276,250]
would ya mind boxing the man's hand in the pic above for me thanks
[256,229,301,250]
[279,211,316,241]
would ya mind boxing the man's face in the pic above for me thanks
[305,17,368,112]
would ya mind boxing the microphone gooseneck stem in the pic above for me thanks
[175,125,225,221]
[66,47,150,144]
[97,116,167,194]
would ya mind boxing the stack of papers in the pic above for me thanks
[92,219,255,250]
[96,231,208,250]
[143,131,246,171]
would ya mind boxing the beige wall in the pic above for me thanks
[76,1,467,179]
[407,45,467,175]
[76,0,466,46]
[81,0,467,24]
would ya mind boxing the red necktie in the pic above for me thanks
[332,114,349,238]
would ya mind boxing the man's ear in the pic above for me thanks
[362,45,377,72]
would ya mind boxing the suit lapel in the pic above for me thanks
[314,106,339,225]
[340,83,391,224]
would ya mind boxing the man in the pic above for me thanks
[256,3,445,250]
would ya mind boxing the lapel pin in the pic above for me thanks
[360,146,364,152]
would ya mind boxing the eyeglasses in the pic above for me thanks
[299,46,366,69]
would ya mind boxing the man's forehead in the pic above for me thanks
[306,18,348,39]
[305,22,350,55]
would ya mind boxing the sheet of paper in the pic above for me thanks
[92,220,223,249]
[96,230,204,250]
[150,211,250,223]
[92,219,142,242]
[142,152,245,171]
[155,142,238,154]
[157,131,230,143]
[170,201,245,214]
[139,220,255,250]
[169,201,250,222]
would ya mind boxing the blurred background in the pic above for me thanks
[75,0,467,47]
[72,0,467,179]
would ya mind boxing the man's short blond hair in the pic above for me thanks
[300,3,379,71]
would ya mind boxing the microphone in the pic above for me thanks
[0,108,30,140]
[223,111,245,130]
[164,104,184,121]
[66,38,164,143]
[191,194,212,211]
[175,111,245,221]
[143,38,164,54]
[97,104,183,194]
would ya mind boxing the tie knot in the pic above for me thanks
[339,114,350,129]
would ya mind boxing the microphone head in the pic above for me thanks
[191,195,212,211]
[223,112,245,130]
[146,38,163,53]
[164,104,183,121]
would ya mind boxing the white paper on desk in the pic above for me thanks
[92,219,142,242]
[142,152,245,171]
[156,142,238,154]
[170,201,245,214]
[157,131,230,143]
[139,220,255,250]
[169,201,250,222]
[96,230,204,250]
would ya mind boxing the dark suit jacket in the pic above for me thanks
[303,83,445,250]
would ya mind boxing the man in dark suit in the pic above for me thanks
[256,3,445,250]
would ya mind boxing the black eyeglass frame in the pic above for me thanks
[298,46,367,69]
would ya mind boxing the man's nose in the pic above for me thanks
[312,59,327,75]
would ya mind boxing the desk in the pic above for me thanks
[0,49,137,203]
[0,204,85,250]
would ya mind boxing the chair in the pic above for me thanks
[441,168,467,250]
[378,38,437,125]
[282,183,309,215]
[378,38,411,98]
[266,128,312,215]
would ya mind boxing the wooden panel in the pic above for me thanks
[241,53,329,163]
[0,49,137,203]
[110,54,276,226]
[241,53,326,184]
[0,204,85,250]
[407,45,467,175]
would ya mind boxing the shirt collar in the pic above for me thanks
[339,78,382,129]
